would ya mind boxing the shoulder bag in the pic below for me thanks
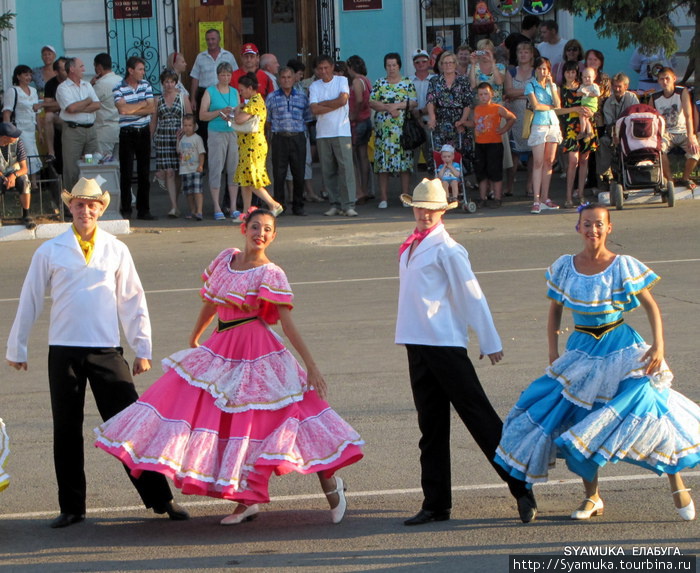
[231,114,260,133]
[400,97,426,150]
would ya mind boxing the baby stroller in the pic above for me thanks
[430,132,477,213]
[610,103,674,209]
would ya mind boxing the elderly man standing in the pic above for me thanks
[6,178,189,528]
[266,66,313,215]
[309,55,357,217]
[55,57,100,191]
[410,49,436,175]
[260,53,280,91]
[114,57,156,220]
[92,53,123,158]
[189,29,237,144]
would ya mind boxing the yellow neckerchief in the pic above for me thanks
[72,224,97,264]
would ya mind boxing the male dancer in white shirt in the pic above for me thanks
[396,178,537,525]
[6,178,188,528]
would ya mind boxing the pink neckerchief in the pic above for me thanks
[398,222,441,259]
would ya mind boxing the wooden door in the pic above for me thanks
[295,0,318,70]
[177,0,243,91]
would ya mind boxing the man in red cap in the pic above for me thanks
[230,43,275,99]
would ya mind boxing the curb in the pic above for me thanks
[0,218,130,242]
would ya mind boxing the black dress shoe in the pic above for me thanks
[153,500,190,520]
[137,212,158,221]
[404,508,450,526]
[50,513,85,528]
[517,490,538,523]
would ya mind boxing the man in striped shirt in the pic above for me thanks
[114,57,156,220]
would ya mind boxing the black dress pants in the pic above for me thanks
[48,346,173,515]
[118,126,151,216]
[406,344,528,511]
[271,132,305,212]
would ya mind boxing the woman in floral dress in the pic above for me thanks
[496,204,700,522]
[95,208,364,525]
[556,61,598,208]
[369,52,417,209]
[427,50,474,173]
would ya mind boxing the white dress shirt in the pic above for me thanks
[395,224,502,354]
[56,78,99,124]
[190,49,238,89]
[6,227,152,363]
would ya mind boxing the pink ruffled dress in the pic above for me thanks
[94,248,364,504]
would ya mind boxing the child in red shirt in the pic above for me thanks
[464,83,515,208]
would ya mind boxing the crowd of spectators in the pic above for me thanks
[3,21,698,225]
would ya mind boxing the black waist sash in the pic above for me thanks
[574,318,624,339]
[217,316,258,332]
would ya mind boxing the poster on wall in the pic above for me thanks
[113,0,152,19]
[342,0,383,10]
[272,0,294,22]
[198,22,226,52]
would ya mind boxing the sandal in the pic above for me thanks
[675,179,697,190]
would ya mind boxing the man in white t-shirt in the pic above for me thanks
[309,55,357,217]
[536,20,567,67]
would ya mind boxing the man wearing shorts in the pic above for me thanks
[652,67,699,189]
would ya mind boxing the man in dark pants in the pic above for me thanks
[114,56,156,220]
[266,66,313,215]
[6,178,188,528]
[395,178,537,525]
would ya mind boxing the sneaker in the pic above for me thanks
[530,202,541,214]
[213,211,225,221]
[542,199,559,210]
[231,210,241,220]
[324,207,342,216]
[377,200,388,209]
[167,208,179,218]
[344,208,358,217]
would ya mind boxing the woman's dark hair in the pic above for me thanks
[560,60,580,85]
[238,72,259,91]
[346,55,367,76]
[533,57,552,73]
[384,52,402,69]
[12,65,32,85]
[334,61,349,78]
[584,49,605,79]
[287,58,305,73]
[159,68,178,84]
[562,39,584,63]
[244,208,277,226]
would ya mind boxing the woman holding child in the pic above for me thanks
[556,61,597,209]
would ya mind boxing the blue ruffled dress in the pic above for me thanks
[495,254,700,484]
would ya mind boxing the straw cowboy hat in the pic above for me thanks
[61,178,110,209]
[400,178,459,210]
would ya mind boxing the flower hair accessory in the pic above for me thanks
[576,202,591,213]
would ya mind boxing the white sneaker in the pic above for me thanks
[377,200,388,209]
[345,208,358,217]
[324,207,341,216]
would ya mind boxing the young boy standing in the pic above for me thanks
[177,114,206,220]
[467,83,515,208]
[396,178,537,526]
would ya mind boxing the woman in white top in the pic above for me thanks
[3,64,45,176]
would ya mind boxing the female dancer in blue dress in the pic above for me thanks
[496,203,700,521]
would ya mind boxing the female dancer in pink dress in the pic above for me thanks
[95,209,364,525]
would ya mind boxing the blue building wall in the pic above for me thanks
[572,15,638,87]
[338,4,406,83]
[16,0,65,69]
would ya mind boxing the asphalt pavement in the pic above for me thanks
[1,175,699,572]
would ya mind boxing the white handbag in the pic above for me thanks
[230,115,261,133]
